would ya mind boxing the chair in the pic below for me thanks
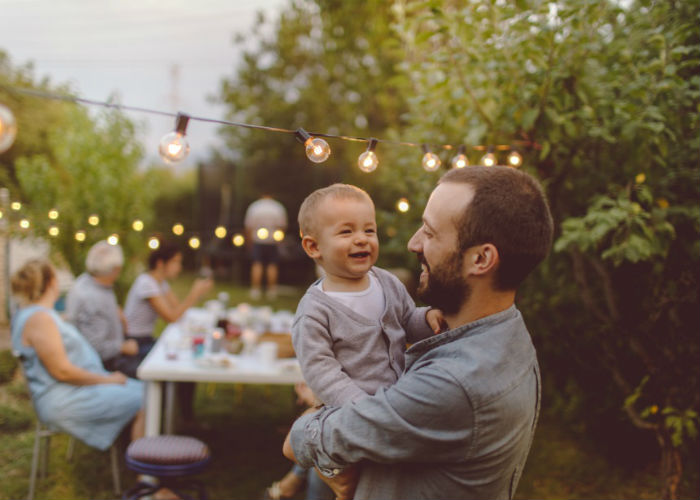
[28,420,121,500]
[122,435,211,500]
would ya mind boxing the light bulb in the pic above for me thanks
[48,209,59,220]
[75,230,86,242]
[215,226,227,239]
[132,219,144,231]
[232,234,245,247]
[0,104,18,154]
[159,113,191,164]
[48,226,59,237]
[0,210,3,219]
[273,229,285,242]
[188,236,200,249]
[451,146,469,169]
[107,234,119,245]
[421,144,441,172]
[11,201,21,211]
[19,218,30,229]
[172,223,184,236]
[148,237,160,249]
[257,227,270,240]
[397,198,410,213]
[358,138,379,172]
[480,152,497,167]
[507,150,522,167]
[88,214,100,226]
[296,128,331,163]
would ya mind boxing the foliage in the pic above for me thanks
[0,350,18,384]
[216,0,412,256]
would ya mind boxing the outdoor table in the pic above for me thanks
[137,308,304,437]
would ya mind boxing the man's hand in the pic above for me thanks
[426,308,448,334]
[315,466,359,500]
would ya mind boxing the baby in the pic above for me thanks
[293,183,444,406]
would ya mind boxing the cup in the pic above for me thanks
[192,334,206,358]
[258,341,278,366]
[165,338,179,361]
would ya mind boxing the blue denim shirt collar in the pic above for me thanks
[405,304,518,369]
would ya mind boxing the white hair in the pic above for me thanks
[85,241,124,276]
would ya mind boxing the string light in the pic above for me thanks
[232,234,245,247]
[421,144,441,172]
[507,149,522,167]
[148,237,160,249]
[107,234,119,245]
[214,226,227,239]
[172,223,184,236]
[296,128,331,163]
[159,113,190,163]
[19,218,30,229]
[0,103,17,153]
[188,236,200,249]
[0,210,3,219]
[48,208,59,220]
[75,230,86,242]
[450,145,469,169]
[11,202,21,211]
[48,225,59,237]
[273,229,285,242]
[480,148,497,167]
[358,138,379,173]
[132,219,144,231]
[397,198,410,213]
[88,214,100,226]
[257,227,270,240]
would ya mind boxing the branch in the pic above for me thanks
[571,251,611,323]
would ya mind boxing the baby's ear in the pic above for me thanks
[301,235,321,259]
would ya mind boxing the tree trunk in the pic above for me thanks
[659,430,682,500]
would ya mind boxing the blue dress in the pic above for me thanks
[11,305,143,450]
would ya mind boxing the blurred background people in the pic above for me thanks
[123,241,213,358]
[10,259,144,448]
[65,240,141,377]
[244,195,288,300]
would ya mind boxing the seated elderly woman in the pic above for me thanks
[11,259,144,449]
[65,240,141,378]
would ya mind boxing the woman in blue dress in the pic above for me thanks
[11,259,144,450]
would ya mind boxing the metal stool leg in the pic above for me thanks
[110,444,121,496]
[28,422,42,500]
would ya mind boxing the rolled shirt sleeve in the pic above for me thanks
[290,360,475,474]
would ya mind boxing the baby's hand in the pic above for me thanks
[426,308,448,334]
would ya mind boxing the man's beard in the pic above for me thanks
[417,250,470,316]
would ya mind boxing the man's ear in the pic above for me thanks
[301,235,321,259]
[464,243,499,277]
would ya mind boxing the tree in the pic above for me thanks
[391,1,699,497]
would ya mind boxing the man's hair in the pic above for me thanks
[439,166,553,290]
[298,183,373,237]
[148,241,180,270]
[85,240,124,276]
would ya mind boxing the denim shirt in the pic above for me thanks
[290,305,540,500]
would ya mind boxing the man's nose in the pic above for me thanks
[407,230,421,252]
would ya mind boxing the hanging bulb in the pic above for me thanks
[358,138,379,173]
[295,128,331,163]
[159,113,191,164]
[11,201,21,211]
[507,149,522,168]
[107,234,119,245]
[421,144,441,172]
[48,226,60,237]
[232,234,245,247]
[480,148,497,167]
[48,208,59,220]
[397,198,410,213]
[450,145,469,169]
[75,230,86,242]
[88,214,100,226]
[0,104,18,154]
[148,237,160,249]
[273,230,285,242]
[132,219,144,231]
[215,226,227,239]
[257,227,270,240]
[19,218,30,229]
[172,223,184,236]
[188,236,201,249]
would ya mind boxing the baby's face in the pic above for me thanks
[313,196,379,282]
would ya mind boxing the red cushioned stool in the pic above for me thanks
[122,435,211,500]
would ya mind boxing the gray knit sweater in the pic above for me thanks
[292,267,434,406]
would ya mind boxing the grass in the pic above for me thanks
[1,276,698,499]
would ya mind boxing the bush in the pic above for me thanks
[0,350,18,384]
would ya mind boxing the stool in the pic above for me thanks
[122,435,211,500]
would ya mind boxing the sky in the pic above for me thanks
[0,0,287,166]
